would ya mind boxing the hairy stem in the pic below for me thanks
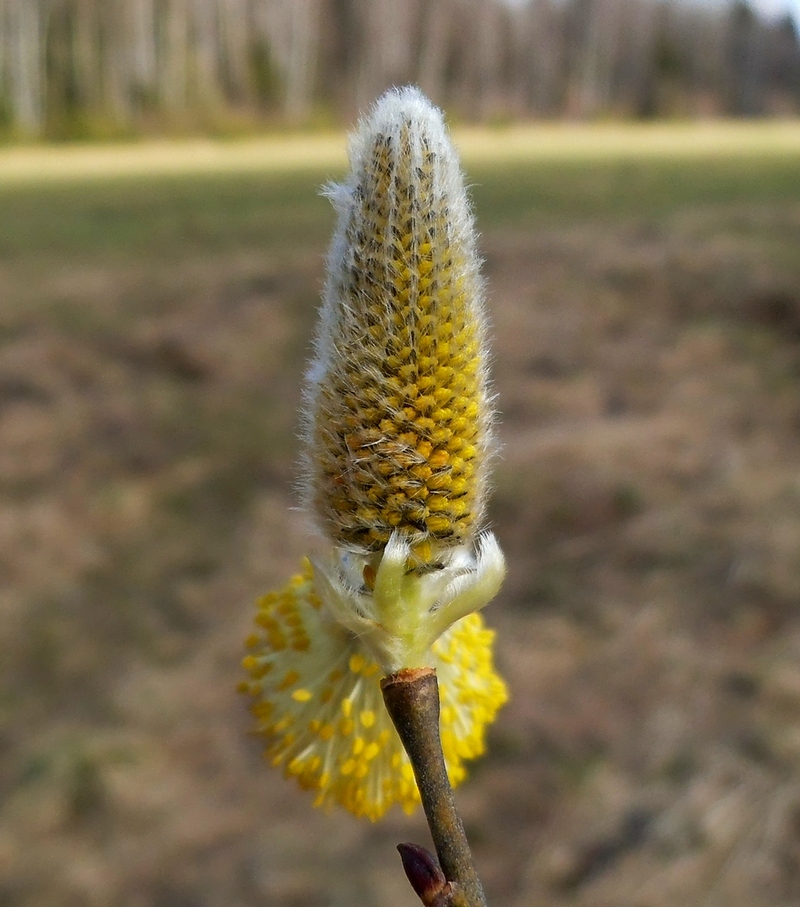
[381,667,488,907]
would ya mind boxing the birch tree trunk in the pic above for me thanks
[218,0,250,103]
[417,0,453,105]
[104,0,134,123]
[162,0,190,111]
[8,0,45,133]
[73,0,98,115]
[130,0,157,110]
[193,0,221,110]
[284,0,319,121]
[0,0,8,114]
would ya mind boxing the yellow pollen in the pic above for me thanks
[364,742,381,762]
[240,562,506,821]
[360,710,376,728]
[349,653,366,675]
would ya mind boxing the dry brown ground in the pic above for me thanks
[2,163,800,907]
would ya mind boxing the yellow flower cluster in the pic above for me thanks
[241,87,506,819]
[307,88,490,566]
[239,560,507,821]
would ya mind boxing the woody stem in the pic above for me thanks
[381,667,488,907]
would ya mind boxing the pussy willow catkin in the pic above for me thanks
[241,87,507,819]
[240,559,506,820]
[304,86,493,566]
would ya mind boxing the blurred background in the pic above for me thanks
[2,2,800,906]
[1,0,800,136]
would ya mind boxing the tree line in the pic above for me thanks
[1,0,799,139]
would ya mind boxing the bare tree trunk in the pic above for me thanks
[0,0,8,112]
[73,0,98,114]
[162,0,190,111]
[284,0,319,121]
[578,0,611,116]
[218,0,250,103]
[472,0,507,119]
[417,0,452,105]
[525,0,570,116]
[8,0,46,133]
[350,0,423,108]
[192,0,221,110]
[130,0,158,111]
[625,0,661,117]
[103,0,134,123]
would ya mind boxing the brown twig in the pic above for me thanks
[381,667,488,907]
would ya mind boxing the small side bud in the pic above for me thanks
[397,842,451,906]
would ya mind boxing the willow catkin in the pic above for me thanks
[304,86,493,566]
[240,87,507,819]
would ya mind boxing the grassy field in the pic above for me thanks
[2,122,800,907]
